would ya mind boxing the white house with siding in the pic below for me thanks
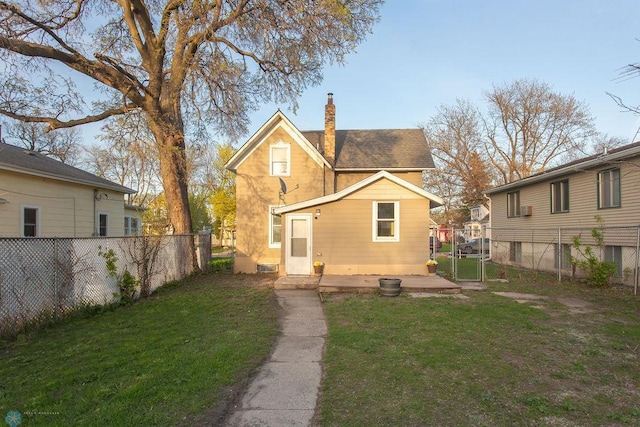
[0,142,139,237]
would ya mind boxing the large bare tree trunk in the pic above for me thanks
[157,133,191,234]
[148,110,198,270]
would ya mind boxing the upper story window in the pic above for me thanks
[598,168,620,209]
[507,191,520,218]
[270,143,290,176]
[373,201,399,242]
[22,205,39,237]
[124,216,140,235]
[550,179,569,213]
[470,207,479,221]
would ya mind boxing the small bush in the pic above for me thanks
[208,257,234,272]
[570,216,617,288]
[99,247,140,305]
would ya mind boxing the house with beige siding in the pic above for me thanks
[226,94,443,275]
[0,142,138,237]
[485,141,640,280]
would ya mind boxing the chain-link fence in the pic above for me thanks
[0,233,211,337]
[485,226,638,292]
[432,226,639,294]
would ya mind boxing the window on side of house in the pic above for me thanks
[554,243,572,269]
[509,241,522,262]
[507,191,520,218]
[98,213,108,236]
[598,168,621,209]
[373,201,399,242]
[550,179,569,213]
[124,216,140,235]
[604,245,623,277]
[22,206,39,237]
[270,143,290,177]
[269,206,282,248]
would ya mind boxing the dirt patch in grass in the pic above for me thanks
[493,291,599,315]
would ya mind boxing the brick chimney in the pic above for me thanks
[324,93,335,164]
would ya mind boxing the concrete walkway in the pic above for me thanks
[224,290,326,427]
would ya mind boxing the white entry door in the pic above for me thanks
[286,214,312,275]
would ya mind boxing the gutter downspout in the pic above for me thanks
[93,189,97,236]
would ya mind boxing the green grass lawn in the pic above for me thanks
[3,259,638,426]
[320,283,640,426]
[0,271,279,426]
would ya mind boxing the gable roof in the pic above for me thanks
[225,110,332,172]
[226,109,436,172]
[273,170,443,214]
[302,128,435,170]
[485,141,640,195]
[0,142,136,194]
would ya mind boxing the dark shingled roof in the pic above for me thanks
[302,128,435,170]
[0,142,136,194]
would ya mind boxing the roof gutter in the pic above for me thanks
[0,164,136,194]
[484,145,640,195]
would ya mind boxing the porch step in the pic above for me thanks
[274,275,461,294]
[274,275,321,290]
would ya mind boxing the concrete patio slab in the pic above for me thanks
[318,274,461,294]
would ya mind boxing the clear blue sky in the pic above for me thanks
[248,0,640,142]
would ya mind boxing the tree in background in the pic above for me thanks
[1,121,81,164]
[208,143,236,245]
[424,80,598,217]
[484,79,596,184]
[0,0,383,268]
[85,113,163,208]
[422,99,494,212]
[189,192,213,233]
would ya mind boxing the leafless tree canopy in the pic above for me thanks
[84,112,161,207]
[1,121,81,164]
[0,0,382,243]
[484,79,596,184]
[422,99,494,210]
[423,79,599,214]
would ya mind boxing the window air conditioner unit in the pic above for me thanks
[521,206,533,216]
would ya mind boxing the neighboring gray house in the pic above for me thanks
[0,142,139,237]
[485,141,640,281]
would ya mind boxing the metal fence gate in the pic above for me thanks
[451,228,485,282]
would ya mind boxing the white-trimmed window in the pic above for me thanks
[598,168,621,209]
[373,201,399,242]
[124,216,140,235]
[22,205,39,237]
[269,206,282,248]
[270,143,290,176]
[98,213,109,237]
